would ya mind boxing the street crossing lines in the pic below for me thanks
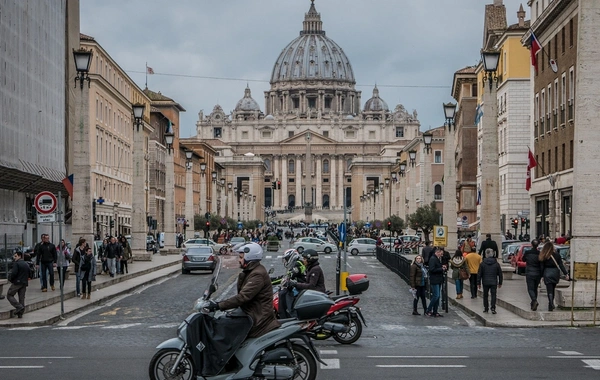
[583,360,600,370]
[102,323,142,329]
[369,355,469,369]
[319,349,340,370]
[549,351,600,371]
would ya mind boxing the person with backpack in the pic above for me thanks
[462,235,475,257]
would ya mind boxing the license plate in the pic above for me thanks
[191,257,206,262]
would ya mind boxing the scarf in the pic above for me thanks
[418,263,428,286]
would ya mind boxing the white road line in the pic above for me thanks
[368,356,469,359]
[102,323,142,329]
[149,323,180,329]
[426,326,450,330]
[0,357,72,359]
[0,366,45,369]
[582,359,600,370]
[377,365,466,368]
[454,309,476,327]
[547,356,600,359]
[379,325,407,331]
[319,350,338,355]
[7,327,44,331]
[320,358,340,369]
[558,351,583,355]
[53,326,88,330]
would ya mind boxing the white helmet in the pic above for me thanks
[282,249,300,270]
[236,242,263,262]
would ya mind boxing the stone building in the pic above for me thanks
[189,1,422,223]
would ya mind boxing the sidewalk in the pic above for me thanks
[0,254,181,328]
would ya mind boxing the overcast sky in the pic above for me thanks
[80,0,528,138]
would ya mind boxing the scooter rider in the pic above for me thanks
[206,242,281,338]
[278,249,306,318]
[288,249,326,293]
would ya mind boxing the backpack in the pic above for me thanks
[463,242,472,253]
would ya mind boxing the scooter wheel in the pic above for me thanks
[332,315,362,344]
[149,348,195,380]
[287,343,317,380]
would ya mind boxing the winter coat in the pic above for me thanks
[477,257,503,287]
[428,254,445,285]
[521,247,542,277]
[105,242,121,259]
[78,253,97,282]
[421,246,434,265]
[465,252,482,275]
[478,238,499,257]
[121,242,132,261]
[295,260,326,293]
[409,263,424,288]
[541,251,568,285]
[56,246,71,268]
[35,242,57,264]
[8,259,29,286]
[72,247,83,271]
[450,256,468,280]
[217,261,281,338]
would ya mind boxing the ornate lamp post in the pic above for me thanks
[442,102,458,250]
[184,149,194,239]
[422,132,433,205]
[163,126,176,251]
[129,103,150,259]
[409,150,417,167]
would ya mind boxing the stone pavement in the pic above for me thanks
[0,253,181,328]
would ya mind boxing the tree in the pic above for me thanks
[407,201,441,243]
[384,215,405,235]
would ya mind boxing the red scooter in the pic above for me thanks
[273,274,369,344]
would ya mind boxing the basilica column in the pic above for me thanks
[330,155,337,209]
[273,156,280,209]
[296,156,302,208]
[315,155,322,209]
[338,157,344,209]
[281,155,288,209]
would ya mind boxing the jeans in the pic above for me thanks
[75,272,81,295]
[102,258,109,273]
[116,259,121,274]
[426,284,441,314]
[482,285,497,310]
[58,266,68,289]
[469,274,478,298]
[455,279,463,295]
[413,286,427,312]
[107,258,116,276]
[526,275,542,303]
[40,262,55,289]
[81,271,91,294]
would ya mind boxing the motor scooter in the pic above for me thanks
[149,263,332,380]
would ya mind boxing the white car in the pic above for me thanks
[182,238,227,255]
[293,237,337,254]
[348,238,377,255]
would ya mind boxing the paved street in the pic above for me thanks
[1,238,599,379]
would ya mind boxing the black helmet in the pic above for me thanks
[302,249,318,262]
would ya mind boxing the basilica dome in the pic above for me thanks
[363,85,389,112]
[234,86,261,112]
[270,1,355,84]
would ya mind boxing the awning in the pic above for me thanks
[0,159,68,196]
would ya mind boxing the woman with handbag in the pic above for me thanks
[539,242,569,311]
[450,250,469,299]
[409,255,428,315]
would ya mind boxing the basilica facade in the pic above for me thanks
[188,2,423,223]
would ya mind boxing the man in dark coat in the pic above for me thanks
[212,242,280,338]
[425,248,446,317]
[478,233,499,258]
[7,250,29,318]
[35,233,57,292]
[521,240,541,310]
[421,242,434,266]
[291,249,326,293]
[478,248,503,314]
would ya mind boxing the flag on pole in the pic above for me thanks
[529,32,542,72]
[474,103,484,125]
[62,174,74,199]
[476,187,481,206]
[525,148,537,191]
[146,66,155,74]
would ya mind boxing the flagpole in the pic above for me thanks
[145,62,148,89]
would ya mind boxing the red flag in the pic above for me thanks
[62,174,74,199]
[526,149,537,191]
[529,32,541,73]
[147,66,154,74]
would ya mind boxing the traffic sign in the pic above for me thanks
[338,222,346,242]
[37,214,56,223]
[433,225,448,247]
[34,191,57,215]
[237,222,243,230]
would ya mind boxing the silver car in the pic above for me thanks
[182,238,228,255]
[182,246,218,274]
[348,238,377,256]
[292,237,337,254]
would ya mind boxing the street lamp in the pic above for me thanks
[482,49,500,90]
[227,182,232,191]
[399,161,407,177]
[200,162,206,176]
[164,130,174,154]
[443,102,457,131]
[73,47,92,89]
[132,103,145,132]
[422,132,433,154]
[391,172,397,182]
[211,171,217,183]
[409,150,417,167]
[442,101,458,252]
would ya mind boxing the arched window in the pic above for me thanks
[323,194,330,208]
[288,159,295,173]
[323,159,330,173]
[288,194,296,209]
[264,158,272,172]
[434,184,443,200]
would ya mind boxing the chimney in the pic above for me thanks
[517,4,526,27]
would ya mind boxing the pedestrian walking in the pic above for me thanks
[449,250,468,299]
[465,250,482,299]
[409,255,428,315]
[521,239,542,311]
[104,237,120,277]
[99,238,108,274]
[421,241,433,266]
[477,248,503,314]
[120,236,132,274]
[425,248,446,317]
[72,239,86,296]
[461,235,475,257]
[6,250,29,318]
[79,246,97,299]
[56,239,71,290]
[539,241,569,311]
[35,234,57,292]
[478,233,499,258]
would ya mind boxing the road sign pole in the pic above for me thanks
[58,191,64,318]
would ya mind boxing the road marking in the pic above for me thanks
[558,351,583,355]
[54,326,88,330]
[377,365,466,368]
[454,309,476,327]
[547,356,600,359]
[0,366,45,369]
[368,356,468,359]
[102,323,142,329]
[0,357,72,359]
[320,358,340,369]
[149,323,180,329]
[380,325,407,330]
[426,326,450,330]
[319,350,338,355]
[582,359,600,370]
[7,327,44,331]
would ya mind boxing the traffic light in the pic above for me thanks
[272,181,276,190]
[92,200,97,222]
[520,217,526,225]
[387,221,392,229]
[110,218,115,228]
[205,221,210,231]
[511,218,518,229]
[277,180,281,190]
[526,218,530,229]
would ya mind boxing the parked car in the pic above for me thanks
[554,244,571,274]
[182,238,228,255]
[501,242,529,263]
[181,246,218,274]
[510,244,532,275]
[348,238,377,256]
[292,237,337,254]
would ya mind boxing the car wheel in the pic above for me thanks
[324,247,332,254]
[351,248,359,256]
[219,247,227,255]
[182,268,189,274]
[297,247,304,253]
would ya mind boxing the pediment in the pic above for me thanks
[280,130,337,145]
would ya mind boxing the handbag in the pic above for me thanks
[550,254,569,281]
[459,267,470,280]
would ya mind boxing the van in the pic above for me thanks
[158,232,165,248]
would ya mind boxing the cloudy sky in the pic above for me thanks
[80,0,528,138]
